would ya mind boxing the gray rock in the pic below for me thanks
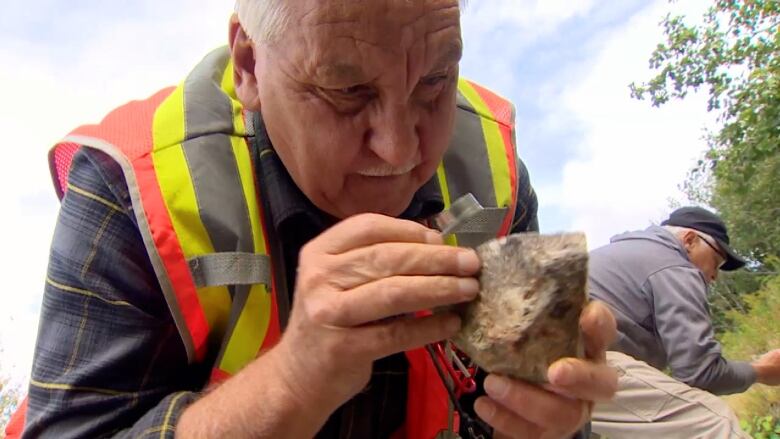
[451,232,588,383]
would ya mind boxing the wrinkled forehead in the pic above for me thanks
[290,1,461,51]
[281,0,462,83]
[291,0,460,29]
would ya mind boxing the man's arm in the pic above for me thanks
[648,266,756,395]
[25,148,205,438]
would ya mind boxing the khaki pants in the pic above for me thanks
[591,352,749,439]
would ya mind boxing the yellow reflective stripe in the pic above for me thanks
[457,79,513,208]
[436,163,458,247]
[152,85,230,333]
[152,82,187,151]
[218,283,270,375]
[222,59,250,137]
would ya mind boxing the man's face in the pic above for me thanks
[251,0,462,218]
[684,231,725,283]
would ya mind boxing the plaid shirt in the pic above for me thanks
[25,119,539,438]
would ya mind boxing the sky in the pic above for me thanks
[0,0,714,388]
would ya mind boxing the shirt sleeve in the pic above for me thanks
[509,157,540,233]
[647,266,756,395]
[24,148,206,438]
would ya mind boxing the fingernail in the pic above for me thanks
[474,398,495,421]
[457,250,480,274]
[549,361,573,386]
[458,277,480,298]
[484,375,510,399]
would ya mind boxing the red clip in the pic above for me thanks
[434,342,477,398]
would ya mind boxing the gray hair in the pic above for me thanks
[235,0,291,43]
[235,0,468,43]
[664,225,718,247]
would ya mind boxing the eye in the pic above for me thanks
[331,84,374,98]
[420,72,450,87]
[318,84,376,114]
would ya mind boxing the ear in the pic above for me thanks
[681,230,697,250]
[229,14,262,111]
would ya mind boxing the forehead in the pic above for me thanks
[281,0,462,81]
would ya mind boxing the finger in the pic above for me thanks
[579,300,617,360]
[482,375,588,435]
[309,276,480,326]
[474,396,542,439]
[309,213,443,254]
[350,312,461,359]
[326,243,480,289]
[547,358,618,401]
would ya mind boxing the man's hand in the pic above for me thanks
[178,214,480,438]
[474,301,619,439]
[753,349,780,386]
[274,213,481,413]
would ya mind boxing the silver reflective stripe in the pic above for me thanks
[182,48,235,140]
[181,135,254,257]
[181,47,265,367]
[445,91,498,208]
[439,90,506,248]
[182,47,254,258]
[188,253,271,288]
[62,135,197,363]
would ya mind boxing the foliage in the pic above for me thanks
[0,374,21,439]
[720,273,780,438]
[740,415,780,439]
[631,0,780,263]
[634,2,779,436]
[635,0,780,336]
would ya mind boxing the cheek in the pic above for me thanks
[419,100,457,160]
[265,90,364,172]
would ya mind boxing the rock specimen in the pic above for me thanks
[451,232,588,383]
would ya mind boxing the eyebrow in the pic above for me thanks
[316,63,368,86]
[315,40,463,85]
[430,41,463,72]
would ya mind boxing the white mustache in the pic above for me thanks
[357,161,418,177]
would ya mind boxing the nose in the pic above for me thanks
[366,102,420,167]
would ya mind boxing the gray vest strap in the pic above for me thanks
[188,252,271,288]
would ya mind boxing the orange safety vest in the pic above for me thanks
[9,47,519,439]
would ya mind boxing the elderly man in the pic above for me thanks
[589,207,780,438]
[15,1,617,438]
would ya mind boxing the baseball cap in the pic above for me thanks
[661,206,746,271]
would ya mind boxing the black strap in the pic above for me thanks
[250,113,291,331]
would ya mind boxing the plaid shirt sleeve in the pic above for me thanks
[24,148,206,438]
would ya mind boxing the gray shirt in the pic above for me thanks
[588,225,756,395]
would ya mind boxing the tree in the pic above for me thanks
[0,375,21,438]
[633,2,780,433]
[630,0,780,263]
